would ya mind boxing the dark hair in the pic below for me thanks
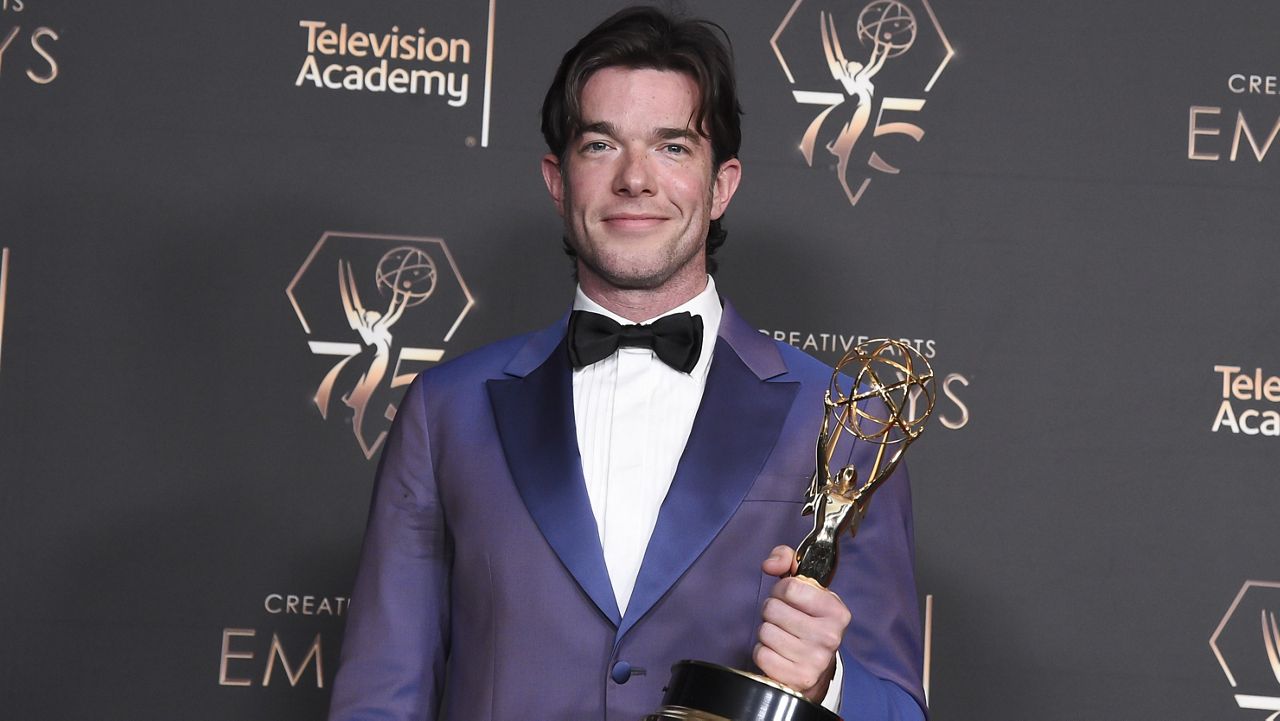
[541,5,743,273]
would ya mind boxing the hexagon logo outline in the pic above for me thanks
[770,0,955,206]
[286,231,475,459]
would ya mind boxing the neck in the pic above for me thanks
[578,271,709,323]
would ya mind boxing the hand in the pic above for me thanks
[754,545,851,702]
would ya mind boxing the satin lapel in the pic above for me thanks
[487,338,621,626]
[618,337,799,639]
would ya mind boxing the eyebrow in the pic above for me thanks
[656,127,701,143]
[578,121,703,144]
[579,121,621,138]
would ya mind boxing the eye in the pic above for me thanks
[583,140,610,153]
[664,144,688,155]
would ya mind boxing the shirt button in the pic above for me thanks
[610,661,632,684]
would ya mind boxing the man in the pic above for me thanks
[328,7,925,720]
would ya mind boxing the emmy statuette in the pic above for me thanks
[646,339,935,721]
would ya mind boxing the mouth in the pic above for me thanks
[601,213,669,231]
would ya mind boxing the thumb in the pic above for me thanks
[761,545,798,577]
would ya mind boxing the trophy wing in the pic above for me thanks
[820,11,849,81]
[338,259,367,331]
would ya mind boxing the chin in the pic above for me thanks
[576,250,665,288]
[575,241,703,293]
[595,268,671,291]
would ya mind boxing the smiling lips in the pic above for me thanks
[601,213,669,230]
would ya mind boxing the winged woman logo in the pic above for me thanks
[1211,580,1280,719]
[772,0,954,206]
[287,233,474,459]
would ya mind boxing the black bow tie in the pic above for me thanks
[568,310,703,373]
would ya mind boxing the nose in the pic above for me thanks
[614,148,655,197]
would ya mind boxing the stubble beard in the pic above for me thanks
[567,222,707,292]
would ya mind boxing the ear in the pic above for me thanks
[709,157,742,221]
[541,153,566,217]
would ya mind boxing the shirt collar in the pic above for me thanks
[572,276,723,377]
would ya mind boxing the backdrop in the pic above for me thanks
[2,0,1277,719]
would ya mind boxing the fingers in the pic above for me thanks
[761,545,798,577]
[770,575,848,619]
[753,577,852,701]
[758,606,832,674]
[752,641,830,696]
[763,581,848,651]
[753,647,831,696]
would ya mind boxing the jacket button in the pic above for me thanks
[610,661,632,684]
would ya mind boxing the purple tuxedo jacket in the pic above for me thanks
[328,300,926,721]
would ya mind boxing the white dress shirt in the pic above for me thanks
[571,276,722,616]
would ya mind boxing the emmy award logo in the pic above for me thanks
[317,248,439,457]
[799,2,917,206]
[286,232,474,460]
[649,339,935,721]
[772,0,954,207]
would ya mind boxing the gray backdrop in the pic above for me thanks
[2,0,1277,719]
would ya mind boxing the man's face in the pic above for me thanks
[542,67,741,295]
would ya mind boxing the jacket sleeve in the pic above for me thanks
[328,377,451,721]
[832,447,928,721]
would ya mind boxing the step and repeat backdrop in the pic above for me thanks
[1,0,1277,719]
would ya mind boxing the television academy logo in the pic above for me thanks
[1212,365,1280,437]
[771,0,953,206]
[1211,581,1280,718]
[294,0,497,147]
[287,232,474,459]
